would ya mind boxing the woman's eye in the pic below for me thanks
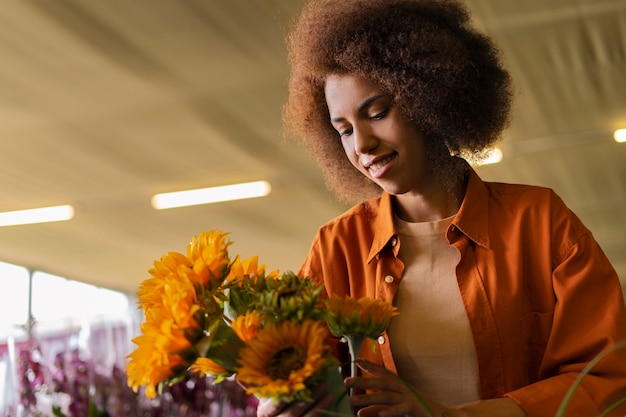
[371,107,390,120]
[339,127,353,137]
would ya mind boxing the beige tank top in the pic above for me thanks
[387,215,480,406]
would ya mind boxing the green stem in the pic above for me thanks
[346,335,365,396]
[597,396,626,417]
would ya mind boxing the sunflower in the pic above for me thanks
[231,310,264,343]
[186,230,232,287]
[224,261,282,319]
[325,294,399,339]
[227,255,264,282]
[235,319,333,402]
[253,271,326,324]
[137,251,191,311]
[162,273,203,330]
[189,357,229,379]
[137,264,203,331]
[126,319,191,398]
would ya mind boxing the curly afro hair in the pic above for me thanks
[283,0,513,203]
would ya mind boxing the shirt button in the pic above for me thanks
[384,275,394,283]
[390,236,397,246]
[378,335,385,345]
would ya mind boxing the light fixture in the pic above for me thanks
[151,180,272,210]
[614,129,626,143]
[477,147,503,166]
[0,205,75,227]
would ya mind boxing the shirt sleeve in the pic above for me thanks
[505,206,626,416]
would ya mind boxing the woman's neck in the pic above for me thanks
[392,175,466,223]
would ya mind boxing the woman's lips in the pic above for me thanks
[365,153,397,177]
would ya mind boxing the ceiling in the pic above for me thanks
[0,0,624,296]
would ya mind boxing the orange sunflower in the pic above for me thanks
[186,230,232,287]
[235,319,333,402]
[162,273,202,329]
[128,229,240,397]
[137,251,191,311]
[126,319,191,398]
[227,255,262,282]
[189,357,229,379]
[231,310,264,343]
[227,255,280,283]
[325,294,399,339]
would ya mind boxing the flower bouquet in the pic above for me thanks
[126,230,398,414]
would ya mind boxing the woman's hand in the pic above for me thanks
[345,359,527,417]
[345,359,446,417]
[256,382,337,417]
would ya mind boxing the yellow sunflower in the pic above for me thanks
[227,255,281,283]
[137,251,191,311]
[325,294,399,339]
[126,319,191,398]
[186,230,232,287]
[231,310,264,343]
[227,255,261,282]
[137,263,201,331]
[189,357,228,378]
[162,274,202,330]
[235,319,333,402]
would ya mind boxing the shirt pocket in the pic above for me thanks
[520,311,554,383]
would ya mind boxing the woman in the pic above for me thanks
[260,0,626,416]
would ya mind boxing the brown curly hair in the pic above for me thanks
[283,0,513,203]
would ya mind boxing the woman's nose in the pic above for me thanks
[353,125,378,155]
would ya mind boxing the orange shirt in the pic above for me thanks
[299,168,626,417]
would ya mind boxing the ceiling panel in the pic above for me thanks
[0,0,624,294]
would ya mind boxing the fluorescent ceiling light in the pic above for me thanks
[614,129,626,143]
[0,205,74,227]
[151,180,272,210]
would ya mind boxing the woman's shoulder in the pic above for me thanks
[482,179,566,209]
[484,179,553,196]
[466,167,564,211]
[321,196,382,227]
[481,179,589,237]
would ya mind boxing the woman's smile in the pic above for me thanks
[324,73,430,196]
[363,152,398,178]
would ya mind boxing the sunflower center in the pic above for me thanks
[265,345,306,380]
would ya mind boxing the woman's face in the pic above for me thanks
[324,73,432,197]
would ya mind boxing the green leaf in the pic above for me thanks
[52,406,68,417]
[88,400,111,417]
[205,320,245,371]
[326,366,352,415]
[556,340,626,417]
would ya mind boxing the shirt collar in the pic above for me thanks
[367,192,396,263]
[367,166,491,263]
[452,168,491,249]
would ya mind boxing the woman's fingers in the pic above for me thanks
[255,383,336,417]
[352,392,424,417]
[345,361,431,417]
[257,398,287,417]
[346,375,405,393]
